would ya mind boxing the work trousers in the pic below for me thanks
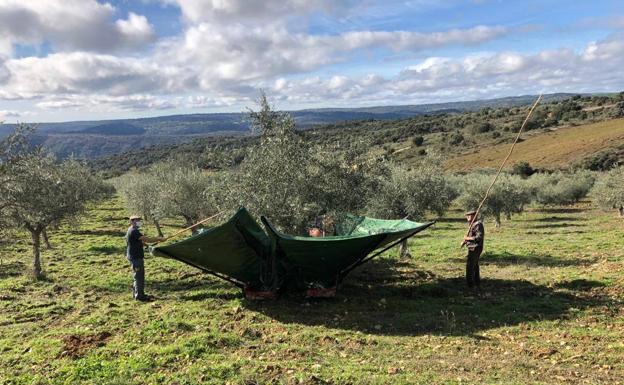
[128,257,145,299]
[466,249,481,288]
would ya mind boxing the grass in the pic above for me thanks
[444,118,624,171]
[1,197,623,384]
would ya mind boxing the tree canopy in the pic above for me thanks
[0,125,110,278]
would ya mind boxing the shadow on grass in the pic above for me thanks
[539,208,586,214]
[527,223,586,229]
[523,216,581,223]
[72,229,126,237]
[436,217,469,223]
[525,229,588,235]
[0,261,25,279]
[477,251,595,267]
[246,259,611,337]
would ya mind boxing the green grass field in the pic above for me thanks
[1,198,623,384]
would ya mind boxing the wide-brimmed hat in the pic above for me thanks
[129,215,142,221]
[464,210,477,216]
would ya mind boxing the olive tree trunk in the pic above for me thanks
[42,228,52,249]
[154,219,164,238]
[397,239,411,259]
[494,212,501,228]
[29,228,43,280]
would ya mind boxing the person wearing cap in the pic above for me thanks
[126,215,165,301]
[461,210,485,289]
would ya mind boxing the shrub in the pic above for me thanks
[510,161,535,178]
[449,132,465,145]
[470,122,494,134]
[575,148,623,171]
[412,136,424,146]
[591,166,624,212]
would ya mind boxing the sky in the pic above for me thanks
[0,0,623,123]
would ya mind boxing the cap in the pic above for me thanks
[129,215,142,221]
[464,210,477,216]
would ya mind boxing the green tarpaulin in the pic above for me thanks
[151,207,434,294]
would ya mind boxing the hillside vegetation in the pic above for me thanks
[445,118,624,171]
[91,93,624,177]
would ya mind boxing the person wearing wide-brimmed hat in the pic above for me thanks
[461,210,485,289]
[126,215,165,301]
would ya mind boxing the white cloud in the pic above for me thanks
[156,23,508,93]
[1,52,185,99]
[0,109,21,119]
[0,0,155,54]
[1,0,622,118]
[171,0,349,24]
[36,94,177,112]
[268,33,624,105]
[115,12,156,48]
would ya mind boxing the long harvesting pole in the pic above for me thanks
[464,94,542,240]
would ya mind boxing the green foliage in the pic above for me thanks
[115,161,219,230]
[456,173,531,226]
[224,96,375,233]
[228,95,312,233]
[449,132,465,145]
[575,147,623,171]
[510,161,535,178]
[591,166,624,211]
[0,125,109,278]
[367,157,457,220]
[529,171,595,206]
[470,122,494,134]
[113,171,162,224]
[1,196,622,384]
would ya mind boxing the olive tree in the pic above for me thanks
[116,161,219,232]
[528,171,595,206]
[305,144,372,222]
[150,162,219,228]
[222,93,375,234]
[114,171,165,237]
[456,172,531,227]
[231,94,311,233]
[367,157,457,257]
[0,125,109,279]
[591,166,624,214]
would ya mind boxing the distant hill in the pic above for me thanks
[0,93,586,159]
[71,122,145,136]
[89,93,624,176]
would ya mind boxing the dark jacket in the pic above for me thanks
[466,221,484,253]
[126,226,144,259]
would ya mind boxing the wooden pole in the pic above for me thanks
[464,95,542,241]
[150,211,226,245]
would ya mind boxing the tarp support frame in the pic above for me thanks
[339,221,435,278]
[155,248,246,288]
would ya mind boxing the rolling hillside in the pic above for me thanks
[0,93,578,159]
[444,118,624,171]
